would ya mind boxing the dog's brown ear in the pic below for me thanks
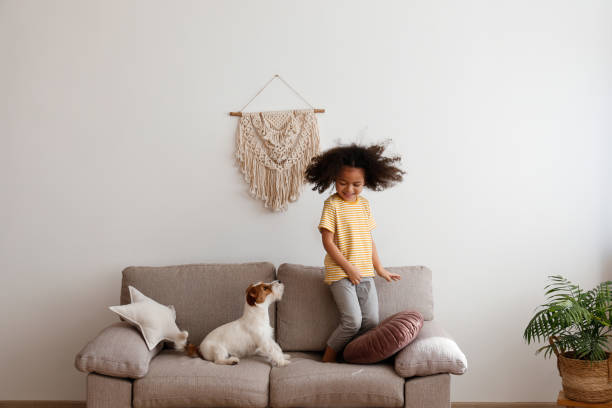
[185,343,203,359]
[246,284,257,306]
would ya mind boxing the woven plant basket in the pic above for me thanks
[550,337,612,403]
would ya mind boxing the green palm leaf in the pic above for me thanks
[524,275,612,361]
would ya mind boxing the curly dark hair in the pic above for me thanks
[305,142,404,193]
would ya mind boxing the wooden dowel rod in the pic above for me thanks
[229,109,325,117]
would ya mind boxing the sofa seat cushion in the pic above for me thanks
[270,352,404,407]
[133,350,271,408]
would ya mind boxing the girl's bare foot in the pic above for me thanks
[322,346,337,362]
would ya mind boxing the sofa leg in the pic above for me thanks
[87,373,132,408]
[404,373,450,408]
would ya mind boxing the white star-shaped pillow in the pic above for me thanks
[109,286,188,351]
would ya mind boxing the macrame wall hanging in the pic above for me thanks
[230,75,325,211]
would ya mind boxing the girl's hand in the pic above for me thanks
[378,268,401,282]
[346,265,362,285]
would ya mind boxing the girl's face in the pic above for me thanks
[335,166,365,202]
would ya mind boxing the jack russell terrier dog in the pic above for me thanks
[187,280,290,367]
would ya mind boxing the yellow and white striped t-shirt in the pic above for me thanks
[318,193,377,284]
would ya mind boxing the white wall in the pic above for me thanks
[1,0,610,402]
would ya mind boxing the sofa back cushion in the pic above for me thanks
[276,263,433,351]
[121,262,276,345]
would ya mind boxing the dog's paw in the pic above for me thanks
[276,359,290,367]
[215,356,240,365]
[283,353,291,360]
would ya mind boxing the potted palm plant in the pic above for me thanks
[524,275,612,403]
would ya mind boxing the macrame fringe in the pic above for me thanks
[235,109,320,211]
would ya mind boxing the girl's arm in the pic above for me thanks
[321,229,362,285]
[372,238,401,282]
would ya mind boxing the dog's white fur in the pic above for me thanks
[196,281,290,366]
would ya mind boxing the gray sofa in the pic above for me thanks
[76,262,466,408]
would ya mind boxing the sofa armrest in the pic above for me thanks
[394,320,467,378]
[75,321,163,379]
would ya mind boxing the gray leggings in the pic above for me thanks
[327,277,379,352]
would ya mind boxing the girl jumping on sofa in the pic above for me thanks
[305,142,405,362]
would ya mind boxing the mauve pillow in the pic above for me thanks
[343,310,424,364]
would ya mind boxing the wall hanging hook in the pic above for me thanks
[229,74,325,117]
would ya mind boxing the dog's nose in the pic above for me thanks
[277,280,282,284]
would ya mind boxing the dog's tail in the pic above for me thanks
[186,343,204,359]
